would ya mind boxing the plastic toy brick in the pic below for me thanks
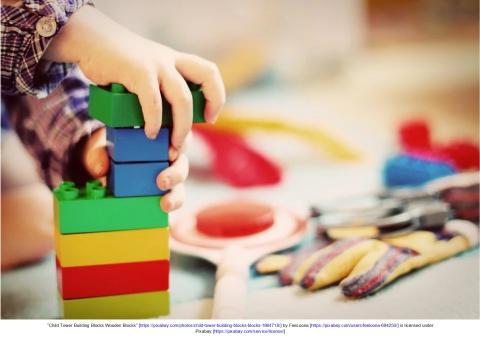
[56,258,169,299]
[88,82,206,128]
[54,180,168,233]
[60,290,170,319]
[107,127,169,163]
[55,224,169,267]
[108,160,169,197]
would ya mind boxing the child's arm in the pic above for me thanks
[2,1,102,187]
[43,5,225,212]
[43,5,225,149]
[2,2,225,211]
[1,0,93,97]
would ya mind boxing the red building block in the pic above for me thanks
[56,258,169,299]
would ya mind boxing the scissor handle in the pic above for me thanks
[212,246,249,319]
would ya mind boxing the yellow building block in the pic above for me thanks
[60,290,169,319]
[55,224,169,267]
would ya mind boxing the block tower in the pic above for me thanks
[53,82,205,319]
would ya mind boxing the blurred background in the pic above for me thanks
[96,0,478,199]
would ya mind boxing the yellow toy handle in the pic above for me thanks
[215,111,360,161]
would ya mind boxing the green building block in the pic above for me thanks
[88,82,206,128]
[54,180,168,234]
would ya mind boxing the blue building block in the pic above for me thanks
[108,161,169,197]
[383,154,456,188]
[107,127,169,163]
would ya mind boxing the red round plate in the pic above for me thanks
[196,200,275,237]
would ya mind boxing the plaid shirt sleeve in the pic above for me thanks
[1,0,102,188]
[2,67,104,188]
[1,0,93,98]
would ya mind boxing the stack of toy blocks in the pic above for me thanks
[54,82,205,319]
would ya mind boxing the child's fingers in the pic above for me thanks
[85,146,110,178]
[83,128,109,178]
[131,69,163,139]
[158,69,192,150]
[175,53,226,123]
[160,183,186,212]
[169,131,192,162]
[156,153,189,191]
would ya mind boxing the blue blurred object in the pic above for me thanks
[383,154,456,188]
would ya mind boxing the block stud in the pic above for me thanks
[85,180,107,199]
[54,181,80,201]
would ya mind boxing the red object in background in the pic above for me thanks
[435,141,480,170]
[194,126,282,188]
[196,200,275,237]
[398,119,480,170]
[398,119,432,152]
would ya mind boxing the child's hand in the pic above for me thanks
[83,127,190,212]
[45,5,225,150]
[44,5,226,212]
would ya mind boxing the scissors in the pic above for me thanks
[311,172,479,237]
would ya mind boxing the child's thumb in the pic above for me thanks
[82,128,109,178]
[84,146,110,178]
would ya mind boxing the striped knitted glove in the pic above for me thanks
[256,220,478,297]
[341,219,478,297]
